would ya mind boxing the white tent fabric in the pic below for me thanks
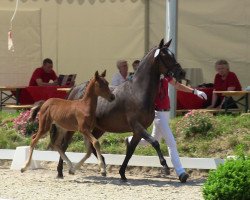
[0,0,249,88]
[178,0,250,88]
[0,9,41,86]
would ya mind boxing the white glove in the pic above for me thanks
[193,89,207,100]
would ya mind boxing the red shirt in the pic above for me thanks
[29,67,57,86]
[214,71,242,91]
[155,76,172,110]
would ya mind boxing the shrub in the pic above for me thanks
[203,147,250,200]
[13,110,38,136]
[176,110,214,138]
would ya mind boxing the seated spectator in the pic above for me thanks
[29,58,58,86]
[127,59,140,80]
[132,59,140,71]
[111,60,128,86]
[207,59,242,108]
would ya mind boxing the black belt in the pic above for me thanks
[155,109,170,111]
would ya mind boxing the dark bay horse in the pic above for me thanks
[50,39,186,181]
[21,71,115,175]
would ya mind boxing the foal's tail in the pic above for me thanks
[29,100,45,122]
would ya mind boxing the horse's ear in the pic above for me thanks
[101,70,106,77]
[159,38,164,49]
[164,39,172,48]
[95,71,100,80]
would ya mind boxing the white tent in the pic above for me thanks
[0,0,249,88]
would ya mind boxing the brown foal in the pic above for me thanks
[21,70,115,176]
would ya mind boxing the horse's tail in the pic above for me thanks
[29,100,45,122]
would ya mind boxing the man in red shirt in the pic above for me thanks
[208,59,242,108]
[29,58,58,86]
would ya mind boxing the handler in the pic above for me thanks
[126,75,207,183]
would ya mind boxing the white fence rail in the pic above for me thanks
[0,146,224,170]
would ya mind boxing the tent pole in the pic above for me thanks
[166,0,178,118]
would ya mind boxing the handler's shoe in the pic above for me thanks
[179,172,189,183]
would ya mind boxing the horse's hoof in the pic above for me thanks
[20,168,25,173]
[101,171,107,177]
[120,177,128,183]
[163,167,170,175]
[69,169,75,175]
[56,175,64,179]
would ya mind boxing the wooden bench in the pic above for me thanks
[4,104,33,110]
[176,108,242,115]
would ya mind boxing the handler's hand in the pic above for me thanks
[193,89,207,100]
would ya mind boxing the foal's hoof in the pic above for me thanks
[20,168,25,173]
[101,171,107,177]
[68,169,75,175]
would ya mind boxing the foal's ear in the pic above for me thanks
[159,38,164,49]
[95,71,100,80]
[164,39,172,48]
[100,70,106,77]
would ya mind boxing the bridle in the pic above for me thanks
[158,48,181,77]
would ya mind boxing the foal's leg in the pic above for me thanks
[56,130,74,178]
[52,129,75,175]
[82,130,106,176]
[91,128,106,166]
[73,139,92,171]
[50,124,75,178]
[21,116,51,173]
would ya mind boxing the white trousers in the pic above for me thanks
[128,111,185,176]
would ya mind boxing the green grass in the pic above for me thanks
[0,111,249,158]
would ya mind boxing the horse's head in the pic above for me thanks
[94,70,115,102]
[154,39,186,81]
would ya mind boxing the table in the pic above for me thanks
[57,88,71,92]
[213,91,250,112]
[18,86,70,105]
[0,86,26,110]
[177,88,213,109]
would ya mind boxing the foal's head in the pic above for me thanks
[154,39,186,81]
[94,70,115,102]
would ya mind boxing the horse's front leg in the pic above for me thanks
[139,126,170,176]
[119,130,141,181]
[119,122,170,181]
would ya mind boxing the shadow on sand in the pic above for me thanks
[70,175,206,187]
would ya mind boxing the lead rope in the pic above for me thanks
[8,0,19,52]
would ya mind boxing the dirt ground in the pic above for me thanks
[0,161,207,200]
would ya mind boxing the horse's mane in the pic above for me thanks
[140,46,157,64]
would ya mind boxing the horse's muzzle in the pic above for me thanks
[174,69,186,82]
